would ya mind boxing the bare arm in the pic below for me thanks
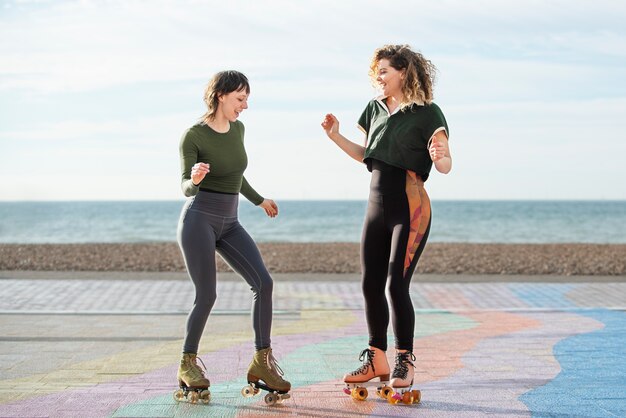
[428,130,452,174]
[321,113,366,163]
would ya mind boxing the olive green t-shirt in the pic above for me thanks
[179,120,264,205]
[358,99,448,181]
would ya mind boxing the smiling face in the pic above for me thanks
[376,58,404,98]
[202,70,250,123]
[218,88,249,122]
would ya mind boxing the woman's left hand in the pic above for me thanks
[428,133,449,162]
[259,199,279,218]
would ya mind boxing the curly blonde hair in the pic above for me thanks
[200,70,250,123]
[368,44,437,109]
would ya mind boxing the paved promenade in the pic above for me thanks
[0,272,625,417]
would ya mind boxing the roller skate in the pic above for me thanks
[241,347,291,406]
[342,347,393,401]
[388,350,421,405]
[173,353,211,404]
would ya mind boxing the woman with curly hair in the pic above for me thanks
[321,45,452,399]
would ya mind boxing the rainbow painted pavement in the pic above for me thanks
[0,273,625,417]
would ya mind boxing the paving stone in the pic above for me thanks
[1,276,625,417]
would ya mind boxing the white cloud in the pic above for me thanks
[2,96,625,200]
[2,0,624,92]
[0,113,189,141]
[1,0,625,200]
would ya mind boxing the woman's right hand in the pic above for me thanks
[321,113,339,139]
[191,162,210,186]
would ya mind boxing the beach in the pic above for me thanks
[1,242,624,276]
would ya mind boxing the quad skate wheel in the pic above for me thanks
[411,389,421,404]
[401,391,414,405]
[351,387,368,401]
[200,390,211,404]
[173,389,185,402]
[387,392,400,404]
[188,391,199,404]
[241,385,255,398]
[264,392,278,406]
[380,385,393,400]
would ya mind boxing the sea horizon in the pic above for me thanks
[1,200,625,245]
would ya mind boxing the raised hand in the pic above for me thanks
[321,113,339,138]
[191,162,210,185]
[428,137,447,162]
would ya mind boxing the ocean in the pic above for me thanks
[0,200,624,244]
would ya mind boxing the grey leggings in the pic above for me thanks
[177,190,273,353]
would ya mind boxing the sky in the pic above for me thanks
[0,0,625,201]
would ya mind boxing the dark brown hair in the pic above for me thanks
[200,70,250,122]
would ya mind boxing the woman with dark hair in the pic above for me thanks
[174,70,290,405]
[322,45,452,403]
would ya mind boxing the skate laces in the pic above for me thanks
[350,348,376,376]
[190,356,208,379]
[266,350,285,378]
[392,351,416,379]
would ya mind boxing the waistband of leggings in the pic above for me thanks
[190,190,238,217]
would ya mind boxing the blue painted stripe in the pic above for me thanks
[508,283,577,308]
[520,309,626,418]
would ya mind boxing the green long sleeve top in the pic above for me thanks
[179,120,264,205]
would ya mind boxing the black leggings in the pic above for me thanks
[361,159,431,352]
[177,191,273,353]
